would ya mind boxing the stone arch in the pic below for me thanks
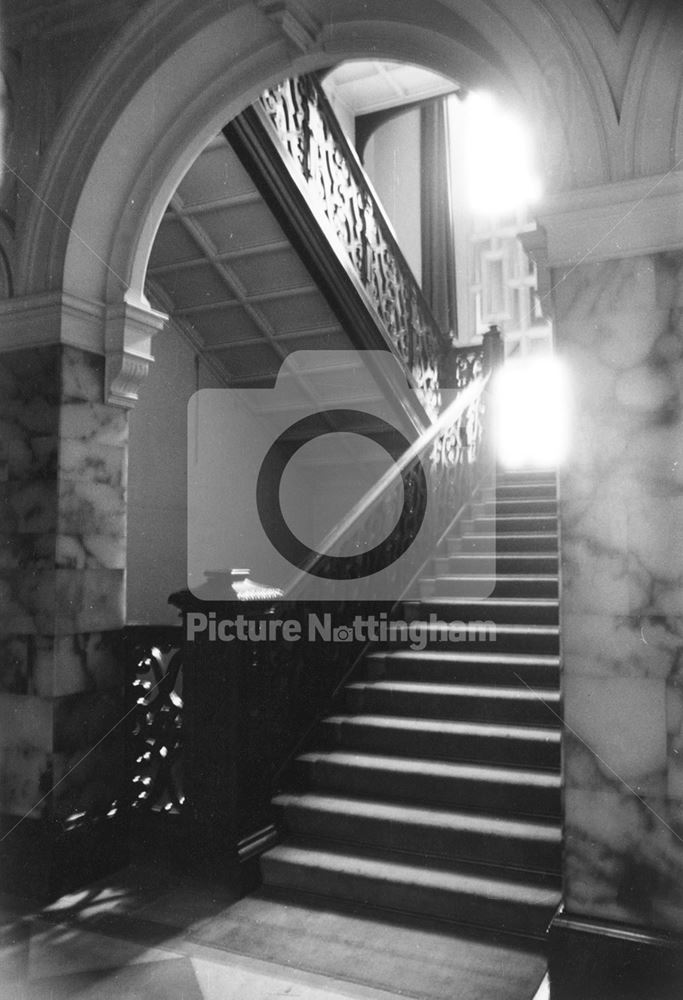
[15,0,611,312]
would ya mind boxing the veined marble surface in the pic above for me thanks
[0,345,128,825]
[556,252,683,932]
[1,345,128,635]
[0,631,123,697]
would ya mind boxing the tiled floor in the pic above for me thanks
[0,865,551,1000]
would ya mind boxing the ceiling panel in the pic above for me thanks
[276,329,350,355]
[177,143,256,208]
[228,248,315,296]
[186,307,266,347]
[213,342,283,379]
[196,202,285,254]
[259,292,339,336]
[323,59,457,116]
[153,263,236,308]
[148,218,202,268]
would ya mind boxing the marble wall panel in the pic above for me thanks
[0,631,123,697]
[555,251,683,933]
[0,745,51,819]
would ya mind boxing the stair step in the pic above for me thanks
[431,574,558,599]
[482,483,557,501]
[346,681,560,725]
[293,751,562,816]
[261,840,560,935]
[458,533,559,554]
[319,715,561,768]
[470,515,557,534]
[409,597,558,625]
[365,649,559,686]
[273,792,562,873]
[478,498,557,516]
[440,552,558,575]
[377,622,559,654]
[494,469,557,485]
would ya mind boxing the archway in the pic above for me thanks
[16,0,603,310]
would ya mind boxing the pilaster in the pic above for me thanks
[0,292,166,897]
[535,175,683,994]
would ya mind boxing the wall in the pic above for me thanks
[555,251,683,933]
[363,110,422,284]
[127,322,221,624]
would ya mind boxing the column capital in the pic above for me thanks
[105,296,168,409]
[536,169,683,269]
[0,290,167,408]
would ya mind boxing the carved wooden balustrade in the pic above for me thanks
[226,73,456,420]
[120,626,185,822]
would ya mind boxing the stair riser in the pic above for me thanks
[261,856,557,935]
[318,720,561,769]
[276,804,561,875]
[478,500,557,516]
[372,631,559,655]
[409,601,559,625]
[470,516,557,534]
[457,534,558,554]
[494,471,557,485]
[482,485,556,501]
[432,577,558,599]
[365,655,559,687]
[292,759,562,817]
[439,554,559,575]
[345,687,560,726]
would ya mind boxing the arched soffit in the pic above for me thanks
[18,0,610,306]
[627,2,683,179]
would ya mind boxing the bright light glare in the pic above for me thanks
[493,356,569,469]
[460,92,542,216]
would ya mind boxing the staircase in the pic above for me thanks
[260,468,562,939]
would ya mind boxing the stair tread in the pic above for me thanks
[274,791,561,841]
[462,531,557,555]
[367,650,559,664]
[324,714,561,741]
[348,681,559,701]
[404,622,559,635]
[435,574,559,582]
[446,553,559,560]
[264,841,561,906]
[473,515,556,523]
[422,597,558,606]
[446,552,557,559]
[297,750,562,787]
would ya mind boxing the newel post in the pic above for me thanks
[482,323,504,374]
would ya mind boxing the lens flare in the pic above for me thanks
[457,91,542,216]
[493,356,569,469]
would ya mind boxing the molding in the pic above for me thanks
[551,909,683,950]
[0,292,167,411]
[255,0,322,53]
[237,823,279,863]
[518,226,553,320]
[104,298,168,409]
[536,169,683,268]
[0,291,105,353]
[548,908,683,1000]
